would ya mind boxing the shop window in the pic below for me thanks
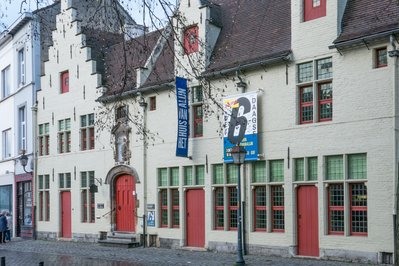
[303,0,326,22]
[183,25,199,55]
[39,123,50,156]
[58,118,71,153]
[80,114,95,151]
[375,47,387,68]
[297,57,333,124]
[81,171,95,223]
[61,71,69,94]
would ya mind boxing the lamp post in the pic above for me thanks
[19,151,30,173]
[230,145,246,265]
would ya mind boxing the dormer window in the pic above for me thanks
[303,0,326,22]
[184,26,199,55]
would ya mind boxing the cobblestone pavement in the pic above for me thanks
[0,239,373,266]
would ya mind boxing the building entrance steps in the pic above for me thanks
[98,231,140,248]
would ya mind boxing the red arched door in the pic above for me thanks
[115,175,136,232]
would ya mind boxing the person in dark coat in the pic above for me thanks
[0,211,7,243]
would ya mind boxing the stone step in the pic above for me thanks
[98,239,141,249]
[107,234,137,242]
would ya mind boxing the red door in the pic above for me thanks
[61,191,72,238]
[186,189,205,247]
[115,175,135,232]
[297,186,319,257]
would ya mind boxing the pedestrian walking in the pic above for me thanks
[5,212,12,242]
[0,211,7,243]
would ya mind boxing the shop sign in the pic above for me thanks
[176,77,189,157]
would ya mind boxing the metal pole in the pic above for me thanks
[1,257,5,266]
[143,214,146,248]
[236,163,245,265]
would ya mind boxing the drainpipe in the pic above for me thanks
[138,93,148,247]
[389,34,399,265]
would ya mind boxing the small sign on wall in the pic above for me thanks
[97,203,104,209]
[147,211,155,227]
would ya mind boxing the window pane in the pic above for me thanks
[65,119,71,130]
[301,86,313,103]
[272,186,285,230]
[215,187,224,207]
[59,120,65,131]
[351,183,367,207]
[295,158,304,181]
[252,161,266,183]
[81,172,87,187]
[45,123,49,134]
[88,114,94,126]
[59,174,64,188]
[308,157,318,181]
[227,164,238,184]
[81,115,87,128]
[213,164,223,184]
[377,48,387,67]
[192,86,203,103]
[66,173,71,188]
[329,184,344,206]
[330,209,344,232]
[196,165,205,185]
[170,167,179,186]
[255,186,266,207]
[158,168,167,187]
[45,175,50,189]
[39,175,43,189]
[270,160,284,182]
[39,124,43,135]
[184,166,193,186]
[326,155,343,180]
[316,57,333,80]
[319,83,332,100]
[298,62,313,83]
[89,171,95,185]
[348,154,367,180]
[352,210,368,233]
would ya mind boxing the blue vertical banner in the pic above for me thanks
[223,92,258,162]
[176,77,189,157]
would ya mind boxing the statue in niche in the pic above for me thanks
[111,121,131,163]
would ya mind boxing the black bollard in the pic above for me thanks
[1,256,5,266]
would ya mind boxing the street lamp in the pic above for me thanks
[230,145,246,265]
[19,151,31,173]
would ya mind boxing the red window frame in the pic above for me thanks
[184,26,199,55]
[81,128,87,151]
[303,0,326,22]
[350,183,368,236]
[61,71,69,94]
[328,184,344,235]
[318,82,332,122]
[39,191,43,221]
[160,189,168,228]
[89,128,95,150]
[228,187,238,231]
[39,136,44,156]
[82,190,88,223]
[271,186,285,232]
[149,96,156,111]
[253,186,267,232]
[171,189,179,228]
[214,187,224,230]
[45,191,50,221]
[59,133,64,153]
[300,86,313,124]
[376,47,387,68]
[90,191,95,223]
[193,105,203,138]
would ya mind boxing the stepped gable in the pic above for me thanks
[206,0,291,74]
[334,0,399,44]
[103,30,165,96]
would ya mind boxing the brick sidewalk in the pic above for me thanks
[0,239,372,266]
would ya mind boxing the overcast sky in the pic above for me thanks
[0,0,172,32]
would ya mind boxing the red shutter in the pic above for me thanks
[61,71,69,93]
[184,26,199,54]
[304,0,326,22]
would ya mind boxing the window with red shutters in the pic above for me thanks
[300,86,313,124]
[214,187,224,230]
[61,71,69,93]
[328,184,344,235]
[228,187,238,230]
[184,26,199,55]
[303,0,326,22]
[350,183,368,236]
[271,185,284,232]
[160,189,168,227]
[254,186,267,231]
